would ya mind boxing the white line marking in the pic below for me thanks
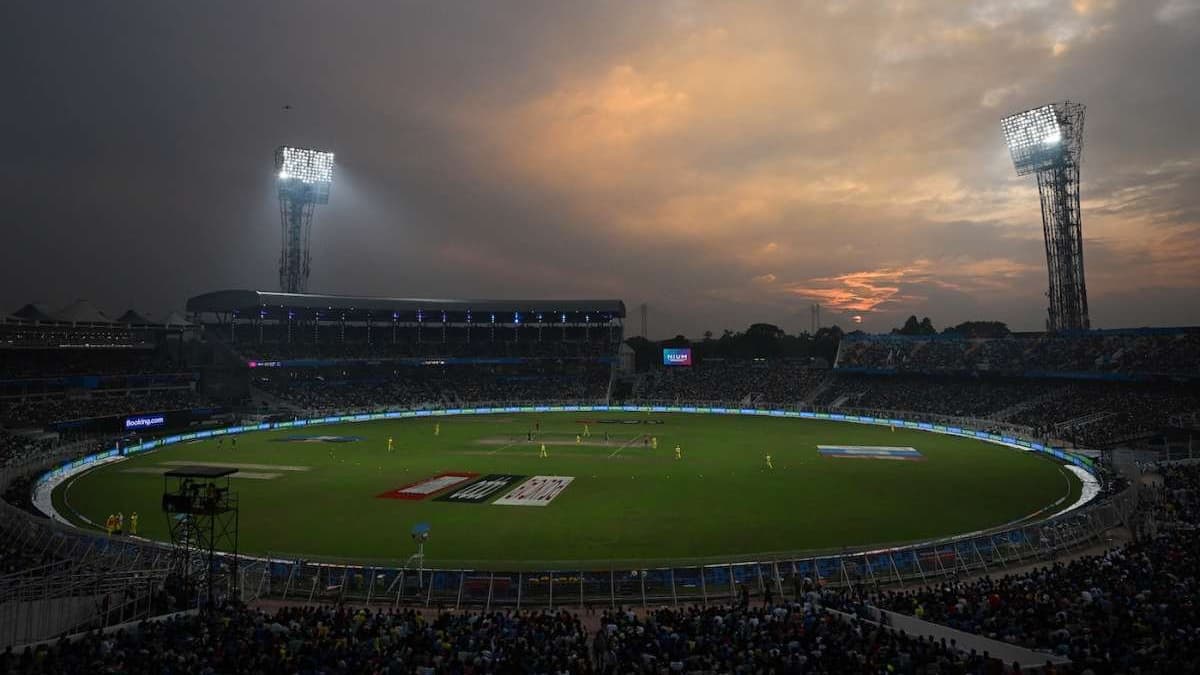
[160,461,310,471]
[608,435,643,458]
[489,441,520,455]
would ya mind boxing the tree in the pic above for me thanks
[942,321,1011,338]
[893,315,936,335]
[812,325,844,364]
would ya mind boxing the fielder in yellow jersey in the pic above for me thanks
[434,423,440,436]
[674,445,682,460]
[387,437,394,452]
[765,454,774,469]
[540,443,548,458]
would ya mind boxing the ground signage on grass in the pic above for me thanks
[435,474,526,503]
[493,475,575,506]
[817,445,925,461]
[377,472,479,500]
[273,435,364,443]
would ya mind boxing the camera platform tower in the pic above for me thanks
[162,466,240,609]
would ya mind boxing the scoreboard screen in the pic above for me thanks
[662,348,692,367]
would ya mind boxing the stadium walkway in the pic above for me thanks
[828,606,1072,671]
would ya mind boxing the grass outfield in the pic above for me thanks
[55,413,1082,568]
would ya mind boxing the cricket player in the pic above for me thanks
[765,454,774,469]
[540,443,548,458]
[387,437,394,452]
[583,424,590,438]
[575,434,582,445]
[674,445,682,460]
[652,437,658,449]
[434,423,440,436]
[129,511,139,535]
[105,514,116,536]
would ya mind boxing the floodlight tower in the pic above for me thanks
[1001,101,1089,331]
[275,146,334,294]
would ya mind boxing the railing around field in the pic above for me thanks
[0,398,1135,643]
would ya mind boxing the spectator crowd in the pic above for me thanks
[254,364,612,414]
[0,389,213,428]
[837,330,1200,379]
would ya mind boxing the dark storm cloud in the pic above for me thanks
[2,0,1198,335]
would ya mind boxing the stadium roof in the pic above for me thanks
[12,303,57,322]
[161,311,194,327]
[53,299,112,324]
[186,290,625,317]
[116,309,157,326]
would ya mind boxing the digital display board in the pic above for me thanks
[662,348,692,366]
[124,414,166,430]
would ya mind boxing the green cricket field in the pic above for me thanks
[53,412,1081,568]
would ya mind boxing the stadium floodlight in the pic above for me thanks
[275,145,335,293]
[277,147,335,186]
[1001,101,1089,331]
[1002,104,1068,176]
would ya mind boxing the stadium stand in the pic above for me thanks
[252,362,612,413]
[836,329,1200,379]
[0,390,216,429]
[635,361,828,406]
[811,374,1200,446]
[0,311,209,432]
[187,290,625,361]
[183,291,625,415]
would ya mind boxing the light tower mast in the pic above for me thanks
[1001,101,1089,331]
[275,146,334,293]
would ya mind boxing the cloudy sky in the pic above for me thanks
[4,0,1198,337]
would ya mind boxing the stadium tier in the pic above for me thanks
[0,308,216,435]
[835,328,1200,379]
[186,290,626,361]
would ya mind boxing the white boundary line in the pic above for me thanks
[37,454,126,527]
